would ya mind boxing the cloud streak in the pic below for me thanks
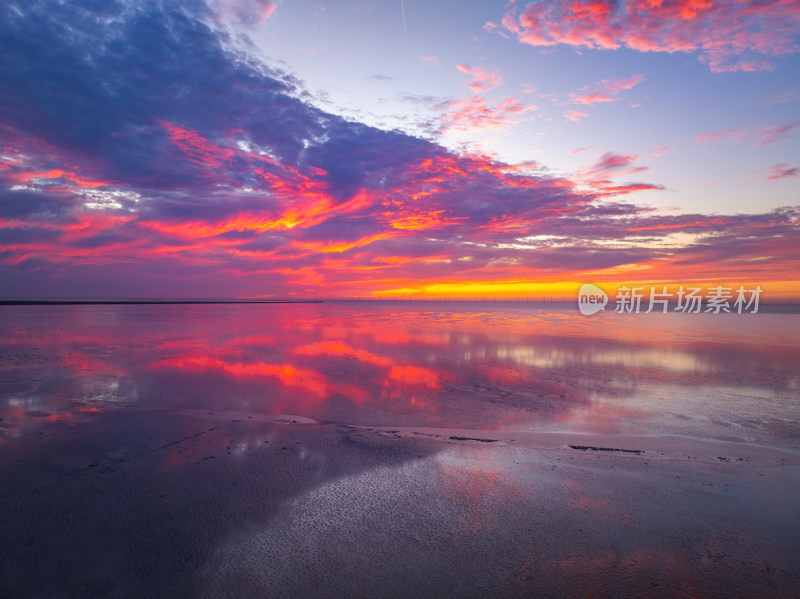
[572,75,646,105]
[695,121,799,147]
[766,164,799,181]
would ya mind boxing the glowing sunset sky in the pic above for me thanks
[1,0,799,299]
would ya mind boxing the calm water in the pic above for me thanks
[1,301,798,444]
[1,302,799,597]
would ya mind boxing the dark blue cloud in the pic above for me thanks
[0,0,326,189]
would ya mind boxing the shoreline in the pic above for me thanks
[176,408,800,467]
[351,423,800,466]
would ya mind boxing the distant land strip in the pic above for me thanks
[0,300,323,306]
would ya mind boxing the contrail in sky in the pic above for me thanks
[400,0,407,40]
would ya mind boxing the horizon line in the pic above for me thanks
[2,297,799,306]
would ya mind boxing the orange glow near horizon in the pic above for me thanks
[369,278,800,301]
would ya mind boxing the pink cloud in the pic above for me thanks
[564,109,589,122]
[213,0,276,24]
[649,144,670,158]
[583,152,646,178]
[439,96,536,132]
[573,74,646,105]
[575,92,613,105]
[500,0,800,72]
[696,121,799,147]
[483,21,506,37]
[766,164,799,180]
[756,122,800,147]
[455,64,503,94]
[761,90,800,106]
[596,182,665,196]
[575,151,659,196]
[695,128,744,144]
[160,121,235,168]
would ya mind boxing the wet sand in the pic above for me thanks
[1,408,798,598]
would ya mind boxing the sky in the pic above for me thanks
[1,0,799,300]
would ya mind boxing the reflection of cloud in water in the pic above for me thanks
[496,344,706,373]
[1,303,798,441]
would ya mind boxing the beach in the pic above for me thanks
[1,302,798,597]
